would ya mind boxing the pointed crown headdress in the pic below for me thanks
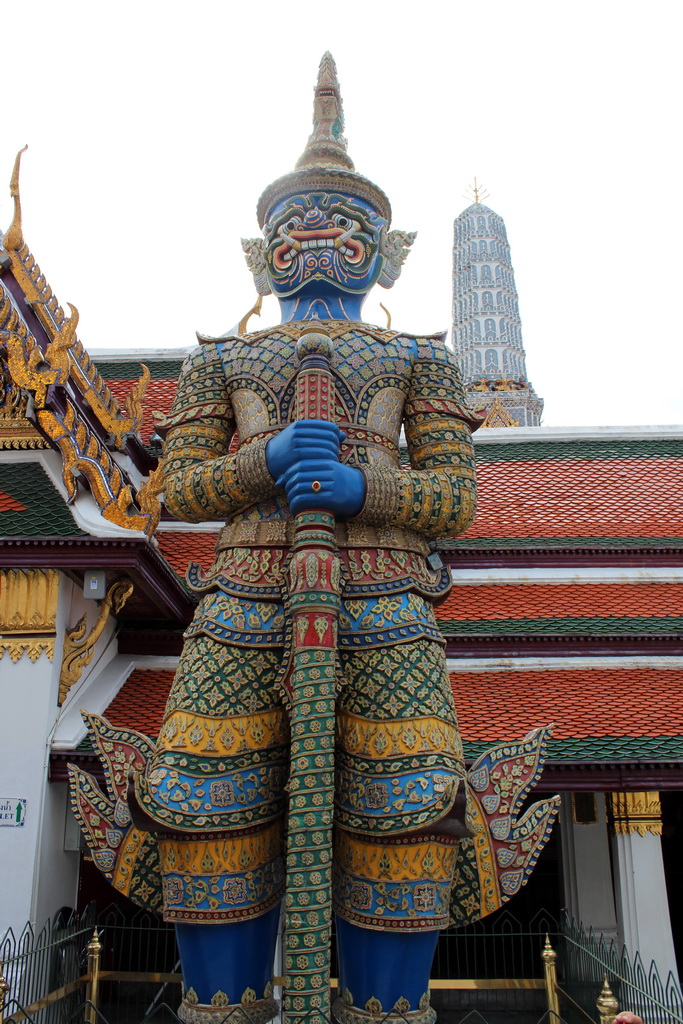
[256,53,392,228]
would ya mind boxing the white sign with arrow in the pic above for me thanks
[0,798,26,827]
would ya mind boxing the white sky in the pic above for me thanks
[1,0,681,426]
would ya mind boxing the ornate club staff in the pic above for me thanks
[282,329,341,1024]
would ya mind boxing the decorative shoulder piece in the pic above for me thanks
[378,228,417,288]
[241,237,272,296]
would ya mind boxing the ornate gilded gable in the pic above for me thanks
[0,149,160,537]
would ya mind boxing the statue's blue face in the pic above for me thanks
[264,192,385,298]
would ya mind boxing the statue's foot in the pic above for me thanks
[178,988,279,1024]
[332,992,435,1024]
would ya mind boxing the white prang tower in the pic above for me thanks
[452,183,543,426]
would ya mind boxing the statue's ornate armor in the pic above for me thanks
[132,321,478,940]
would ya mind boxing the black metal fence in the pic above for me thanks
[430,908,558,1018]
[561,914,683,1024]
[12,904,681,1024]
[94,905,180,1024]
[0,905,94,1024]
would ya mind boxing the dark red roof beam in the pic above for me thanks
[0,537,195,622]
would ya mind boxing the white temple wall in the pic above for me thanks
[0,571,121,936]
[0,569,72,937]
[0,634,62,936]
[32,781,80,928]
[612,828,680,987]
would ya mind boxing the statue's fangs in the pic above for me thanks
[69,51,559,1024]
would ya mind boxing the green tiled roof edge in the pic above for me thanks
[96,359,184,380]
[0,464,87,537]
[441,536,683,550]
[474,440,683,462]
[439,616,683,636]
[464,735,683,761]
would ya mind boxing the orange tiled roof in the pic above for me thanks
[0,490,27,512]
[450,667,683,742]
[105,668,174,737]
[105,666,683,752]
[460,458,683,540]
[151,455,683,565]
[156,531,218,577]
[436,583,682,621]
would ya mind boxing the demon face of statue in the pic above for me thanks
[242,191,416,314]
[264,192,384,298]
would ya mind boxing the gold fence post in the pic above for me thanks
[0,962,9,1024]
[596,974,619,1024]
[85,927,102,1024]
[541,934,561,1017]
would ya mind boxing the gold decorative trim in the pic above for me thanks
[177,995,278,1024]
[0,396,48,449]
[0,569,59,633]
[337,710,458,758]
[136,460,164,536]
[332,994,435,1024]
[481,397,519,428]
[596,974,620,1024]
[158,708,288,756]
[0,638,54,662]
[67,342,147,448]
[3,146,27,252]
[4,324,71,409]
[123,364,150,425]
[0,285,48,448]
[1,293,153,528]
[58,580,133,704]
[608,792,662,837]
[237,294,263,335]
[2,151,147,448]
[37,400,156,535]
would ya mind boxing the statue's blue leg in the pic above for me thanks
[176,906,280,1007]
[336,917,439,1013]
[132,634,288,1023]
[333,639,467,1024]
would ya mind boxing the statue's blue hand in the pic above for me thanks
[266,421,343,480]
[279,459,366,518]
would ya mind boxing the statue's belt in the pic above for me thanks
[216,520,431,554]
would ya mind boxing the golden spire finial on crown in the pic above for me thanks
[465,177,490,205]
[256,53,391,227]
[295,51,354,172]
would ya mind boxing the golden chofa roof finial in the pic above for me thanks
[4,145,28,252]
[465,177,490,205]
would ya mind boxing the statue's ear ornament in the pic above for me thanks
[378,228,417,289]
[241,237,272,296]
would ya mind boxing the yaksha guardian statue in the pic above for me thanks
[71,53,558,1024]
